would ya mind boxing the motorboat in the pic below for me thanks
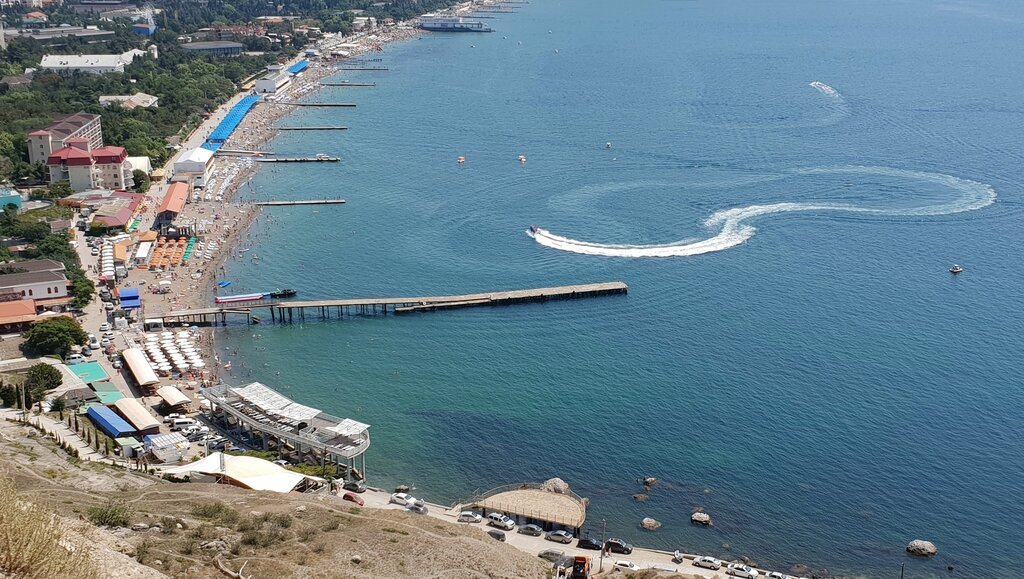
[949,264,963,274]
[269,289,297,298]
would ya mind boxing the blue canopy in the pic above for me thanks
[119,287,141,309]
[287,60,309,74]
[87,405,135,438]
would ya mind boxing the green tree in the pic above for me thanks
[50,395,66,419]
[25,363,62,400]
[21,317,88,359]
[132,169,151,193]
[45,181,74,200]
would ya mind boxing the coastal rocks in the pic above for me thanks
[790,563,810,575]
[642,477,658,488]
[540,477,570,494]
[691,512,712,526]
[394,485,410,493]
[906,539,938,556]
[640,517,662,530]
[632,493,649,502]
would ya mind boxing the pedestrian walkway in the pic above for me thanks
[1,408,109,464]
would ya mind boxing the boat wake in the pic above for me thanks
[809,81,841,99]
[527,166,997,258]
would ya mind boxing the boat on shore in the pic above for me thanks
[416,15,493,32]
[215,293,268,304]
[270,289,297,298]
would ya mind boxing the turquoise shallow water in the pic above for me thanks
[217,1,1024,576]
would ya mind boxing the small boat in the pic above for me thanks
[949,264,963,274]
[518,154,527,164]
[457,155,465,164]
[270,289,297,298]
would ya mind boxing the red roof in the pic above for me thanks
[29,129,50,136]
[46,146,94,167]
[65,137,89,144]
[91,146,127,165]
[157,182,189,215]
[24,11,47,19]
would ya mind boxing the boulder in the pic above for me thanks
[540,478,570,494]
[632,493,649,502]
[131,523,149,531]
[906,539,938,556]
[294,505,307,513]
[350,555,362,564]
[640,517,662,530]
[790,563,809,575]
[643,477,658,488]
[394,485,410,493]
[691,512,712,526]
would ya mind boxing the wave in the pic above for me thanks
[527,166,997,258]
[809,81,841,99]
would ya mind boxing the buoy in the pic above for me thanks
[606,142,612,149]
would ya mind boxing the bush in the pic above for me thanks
[160,516,178,534]
[273,513,292,528]
[86,500,134,528]
[191,501,239,526]
[21,317,88,359]
[0,478,99,578]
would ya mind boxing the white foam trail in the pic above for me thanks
[529,166,997,258]
[809,81,841,99]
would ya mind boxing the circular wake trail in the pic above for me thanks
[528,166,997,258]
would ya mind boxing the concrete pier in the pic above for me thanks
[254,199,346,206]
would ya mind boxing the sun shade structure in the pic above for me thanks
[231,382,320,422]
[157,385,191,408]
[121,348,159,388]
[162,452,323,493]
[470,483,588,532]
[113,398,161,434]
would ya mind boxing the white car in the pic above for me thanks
[389,492,415,506]
[98,322,110,332]
[766,573,799,579]
[727,563,760,578]
[613,560,640,571]
[694,556,723,570]
[457,511,482,523]
[104,302,114,311]
[100,338,111,347]
[486,512,515,530]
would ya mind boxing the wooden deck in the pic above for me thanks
[153,282,627,325]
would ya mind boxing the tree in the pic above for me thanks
[50,395,66,419]
[25,363,62,400]
[132,169,151,193]
[45,181,73,200]
[21,317,88,359]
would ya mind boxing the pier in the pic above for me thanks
[320,82,376,87]
[254,156,340,163]
[271,102,357,107]
[277,126,349,131]
[216,148,274,156]
[335,66,388,71]
[153,282,627,326]
[254,199,345,206]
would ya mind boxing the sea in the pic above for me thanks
[217,1,1024,576]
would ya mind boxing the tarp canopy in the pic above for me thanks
[143,432,187,450]
[119,287,141,309]
[122,348,159,386]
[157,385,190,407]
[324,418,370,438]
[87,405,135,437]
[232,382,319,422]
[162,452,321,493]
[113,398,161,432]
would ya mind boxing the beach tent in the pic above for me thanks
[157,386,191,410]
[121,348,159,387]
[162,452,323,493]
[113,398,161,435]
[87,405,135,438]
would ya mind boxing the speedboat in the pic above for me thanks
[270,289,297,298]
[949,264,963,274]
[527,225,539,238]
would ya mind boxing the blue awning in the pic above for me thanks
[287,60,309,75]
[87,405,135,438]
[119,287,141,309]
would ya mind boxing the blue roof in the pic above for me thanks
[201,142,222,152]
[87,405,135,438]
[120,288,140,298]
[119,287,141,309]
[287,60,309,74]
[206,94,260,144]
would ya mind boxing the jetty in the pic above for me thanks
[216,148,274,156]
[271,102,357,108]
[277,126,348,131]
[153,282,627,326]
[320,82,376,87]
[336,66,388,71]
[254,156,339,163]
[254,199,345,206]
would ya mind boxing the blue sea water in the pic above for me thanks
[217,1,1024,576]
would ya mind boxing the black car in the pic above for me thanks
[518,523,543,536]
[342,480,367,493]
[604,538,633,554]
[487,529,506,542]
[577,537,602,550]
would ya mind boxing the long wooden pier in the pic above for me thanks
[320,82,376,87]
[272,102,357,107]
[254,199,345,206]
[254,156,340,163]
[153,282,627,326]
[336,67,388,71]
[278,126,348,131]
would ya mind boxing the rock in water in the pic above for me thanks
[907,539,938,556]
[540,477,570,494]
[640,517,662,530]
[643,477,658,488]
[632,493,650,502]
[691,512,712,526]
[394,485,410,493]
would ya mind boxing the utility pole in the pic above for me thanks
[900,563,905,579]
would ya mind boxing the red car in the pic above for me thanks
[342,492,364,506]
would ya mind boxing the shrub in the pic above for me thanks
[86,500,133,528]
[0,478,99,579]
[160,516,178,534]
[273,513,292,528]
[322,519,340,532]
[191,501,239,526]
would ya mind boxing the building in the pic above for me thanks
[39,49,143,75]
[0,187,22,209]
[0,270,69,303]
[0,74,32,89]
[171,148,215,187]
[180,40,244,56]
[3,26,115,44]
[58,189,143,230]
[0,259,66,274]
[131,22,156,36]
[46,140,133,192]
[27,111,102,165]
[0,299,38,332]
[155,182,189,225]
[254,65,291,94]
[352,16,376,32]
[99,92,158,109]
[22,12,48,27]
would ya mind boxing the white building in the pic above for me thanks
[27,111,102,165]
[0,270,69,302]
[99,92,159,109]
[39,49,144,75]
[171,147,215,187]
[254,65,291,94]
[45,139,133,192]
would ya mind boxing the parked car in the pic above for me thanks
[766,573,799,579]
[81,346,92,357]
[91,247,99,256]
[604,538,633,555]
[613,560,640,571]
[518,523,543,536]
[486,529,506,542]
[88,335,100,349]
[342,481,366,493]
[342,492,364,506]
[66,354,85,365]
[486,513,515,530]
[112,359,123,369]
[98,322,110,332]
[100,338,111,347]
[545,530,574,544]
[457,511,482,524]
[537,549,565,563]
[104,302,114,311]
[102,331,114,340]
[407,501,428,514]
[693,556,723,570]
[389,492,414,506]
[163,413,184,423]
[577,537,602,550]
[727,563,760,578]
